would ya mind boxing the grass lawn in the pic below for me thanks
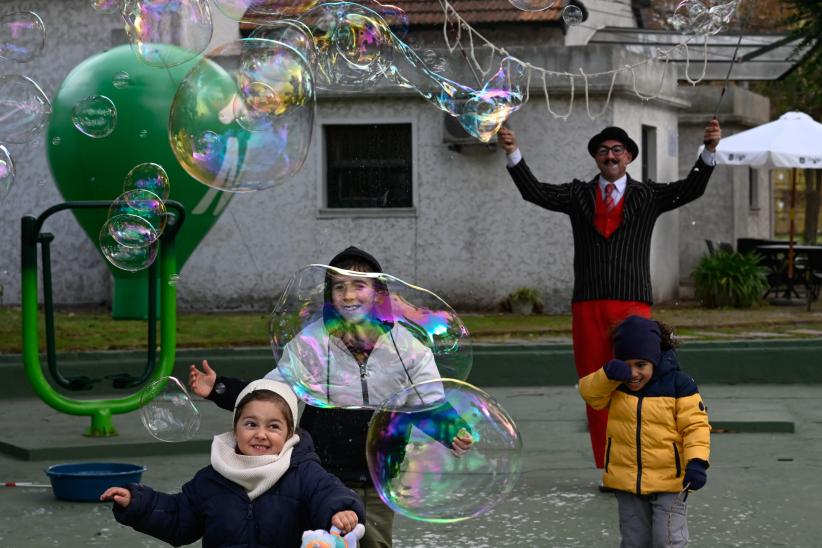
[1,301,821,354]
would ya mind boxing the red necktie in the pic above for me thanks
[604,183,616,211]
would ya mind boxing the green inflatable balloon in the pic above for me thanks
[47,45,232,319]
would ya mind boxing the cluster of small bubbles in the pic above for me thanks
[139,376,200,442]
[268,264,472,409]
[99,188,167,271]
[91,0,122,13]
[111,71,132,89]
[668,0,739,36]
[508,0,557,12]
[71,95,118,138]
[169,38,315,192]
[123,162,170,200]
[561,5,584,26]
[0,145,14,200]
[0,11,46,63]
[0,74,52,144]
[366,379,523,522]
[121,0,213,67]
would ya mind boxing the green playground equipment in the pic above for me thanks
[20,201,185,437]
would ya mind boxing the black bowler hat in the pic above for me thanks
[587,126,639,160]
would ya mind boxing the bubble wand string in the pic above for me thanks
[706,1,748,145]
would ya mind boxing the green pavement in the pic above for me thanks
[1,385,821,547]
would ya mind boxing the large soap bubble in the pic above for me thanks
[668,0,738,35]
[0,11,46,63]
[213,0,319,22]
[121,0,213,67]
[108,189,167,244]
[300,2,395,90]
[139,376,201,442]
[366,379,522,522]
[169,38,315,192]
[0,74,52,143]
[248,19,317,69]
[268,265,472,409]
[508,0,557,12]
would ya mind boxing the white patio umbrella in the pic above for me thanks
[710,111,822,276]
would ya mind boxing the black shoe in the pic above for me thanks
[598,483,615,493]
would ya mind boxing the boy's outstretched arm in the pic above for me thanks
[189,360,216,398]
[188,360,251,411]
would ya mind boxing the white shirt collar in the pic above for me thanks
[598,174,628,201]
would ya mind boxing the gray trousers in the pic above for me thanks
[615,491,689,548]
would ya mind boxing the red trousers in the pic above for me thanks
[571,299,651,468]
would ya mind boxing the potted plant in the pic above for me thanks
[507,287,543,315]
[691,249,768,308]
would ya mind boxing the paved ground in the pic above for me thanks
[1,384,821,547]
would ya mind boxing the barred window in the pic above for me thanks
[325,124,412,208]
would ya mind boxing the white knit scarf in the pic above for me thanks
[210,432,300,501]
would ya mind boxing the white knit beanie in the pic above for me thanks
[234,379,299,430]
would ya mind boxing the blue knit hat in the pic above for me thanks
[613,316,662,366]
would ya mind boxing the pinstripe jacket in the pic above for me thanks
[507,157,714,304]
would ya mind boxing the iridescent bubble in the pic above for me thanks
[121,0,213,67]
[71,95,118,138]
[0,74,52,144]
[169,38,315,192]
[99,217,158,271]
[301,2,395,90]
[668,0,713,35]
[105,213,159,248]
[366,379,522,522]
[508,0,557,12]
[112,71,132,89]
[454,58,528,142]
[0,11,45,63]
[248,19,317,68]
[268,265,472,409]
[91,0,122,13]
[108,189,167,243]
[123,162,170,200]
[212,0,319,23]
[561,5,584,26]
[139,376,200,442]
[0,145,14,200]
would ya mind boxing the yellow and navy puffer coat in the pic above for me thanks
[579,350,710,495]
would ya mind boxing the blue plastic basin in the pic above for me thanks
[45,462,146,502]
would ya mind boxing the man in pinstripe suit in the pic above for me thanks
[498,120,721,472]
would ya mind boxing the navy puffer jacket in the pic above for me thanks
[112,429,365,547]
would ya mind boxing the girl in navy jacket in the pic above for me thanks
[101,379,365,547]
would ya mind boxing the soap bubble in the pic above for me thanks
[99,216,158,271]
[72,95,118,138]
[169,38,315,191]
[123,162,170,200]
[0,145,14,200]
[0,11,45,63]
[667,0,736,35]
[108,189,167,243]
[112,71,132,89]
[248,19,317,69]
[366,379,522,522]
[508,0,557,12]
[268,265,472,409]
[140,376,201,442]
[301,2,395,90]
[212,0,319,23]
[561,5,584,26]
[122,0,213,67]
[0,74,52,143]
[91,0,122,13]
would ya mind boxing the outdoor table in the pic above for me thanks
[756,244,822,308]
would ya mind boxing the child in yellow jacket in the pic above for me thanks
[579,315,710,548]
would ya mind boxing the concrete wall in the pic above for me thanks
[0,2,710,313]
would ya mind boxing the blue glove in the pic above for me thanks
[604,359,632,381]
[683,459,708,490]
